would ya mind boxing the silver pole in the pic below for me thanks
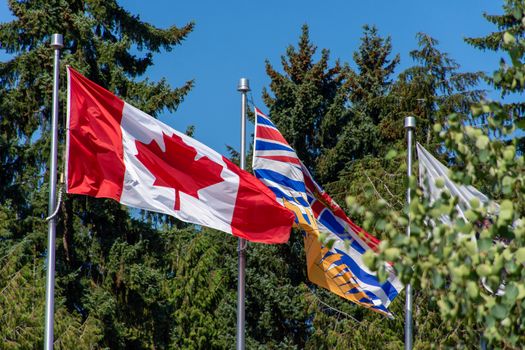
[404,116,416,350]
[44,33,63,350]
[236,78,250,350]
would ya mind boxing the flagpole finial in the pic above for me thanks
[404,116,416,129]
[237,78,250,92]
[51,34,63,49]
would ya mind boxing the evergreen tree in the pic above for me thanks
[263,24,489,349]
[318,28,484,350]
[0,0,193,347]
[260,25,407,349]
[347,25,400,153]
[317,25,400,185]
[262,24,350,174]
[328,32,483,207]
[164,227,312,349]
[465,0,524,52]
[466,0,525,152]
[393,33,483,147]
[338,32,484,349]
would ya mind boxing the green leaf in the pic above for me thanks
[385,149,397,160]
[503,147,516,161]
[362,250,376,269]
[469,197,480,209]
[504,283,518,305]
[471,105,483,116]
[465,239,478,256]
[465,209,479,222]
[491,304,507,319]
[326,238,336,249]
[432,270,444,288]
[466,281,479,298]
[375,219,386,231]
[475,135,490,149]
[499,200,514,223]
[384,247,400,261]
[502,176,514,194]
[478,238,492,252]
[515,247,525,265]
[503,32,516,44]
[477,264,492,277]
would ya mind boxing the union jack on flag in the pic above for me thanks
[252,107,403,317]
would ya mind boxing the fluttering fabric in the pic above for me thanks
[66,67,294,244]
[253,107,402,316]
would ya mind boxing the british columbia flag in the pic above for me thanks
[252,107,403,317]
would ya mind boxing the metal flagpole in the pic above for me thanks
[404,116,416,350]
[44,33,63,350]
[236,78,250,350]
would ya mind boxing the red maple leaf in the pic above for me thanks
[135,132,224,210]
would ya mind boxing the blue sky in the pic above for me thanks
[1,1,504,154]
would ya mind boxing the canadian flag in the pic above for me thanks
[66,67,294,243]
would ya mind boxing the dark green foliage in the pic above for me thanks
[465,0,524,52]
[346,25,399,148]
[260,25,405,348]
[467,0,525,153]
[263,24,350,174]
[394,33,484,146]
[1,0,513,348]
[262,23,487,349]
[318,25,400,185]
[0,218,104,349]
[0,0,193,347]
[166,228,313,349]
[328,31,483,212]
[167,228,236,349]
[354,1,525,348]
[243,230,310,348]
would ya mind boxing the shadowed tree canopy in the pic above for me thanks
[352,1,525,348]
[260,24,490,349]
[0,0,194,347]
[316,25,400,184]
[393,32,484,147]
[466,0,525,152]
[262,24,350,175]
[0,1,514,348]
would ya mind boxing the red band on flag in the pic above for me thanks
[257,155,301,165]
[256,126,291,146]
[311,200,325,217]
[67,69,294,244]
[67,68,126,200]
[225,157,294,244]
